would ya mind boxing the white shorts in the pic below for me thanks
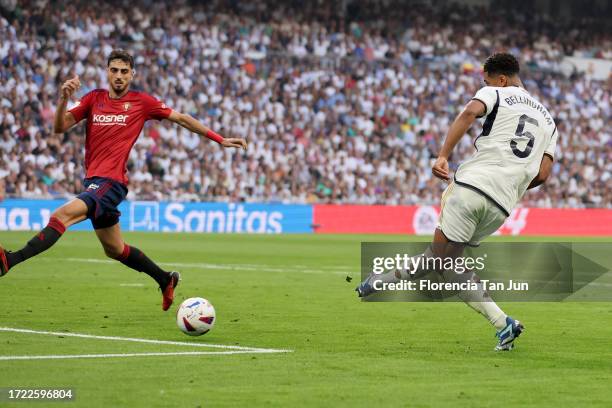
[437,183,507,246]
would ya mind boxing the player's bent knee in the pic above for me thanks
[50,209,70,225]
[52,199,88,227]
[104,245,124,260]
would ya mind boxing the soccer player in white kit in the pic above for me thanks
[357,53,557,351]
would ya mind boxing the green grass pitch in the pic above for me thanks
[0,232,610,407]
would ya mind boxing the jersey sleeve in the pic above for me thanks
[143,93,172,121]
[471,87,498,117]
[544,126,558,159]
[68,91,95,123]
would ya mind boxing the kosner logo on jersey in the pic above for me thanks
[92,114,129,124]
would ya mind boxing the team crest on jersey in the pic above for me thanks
[123,102,131,111]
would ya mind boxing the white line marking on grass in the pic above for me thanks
[54,258,612,288]
[56,257,351,275]
[119,283,145,287]
[0,327,292,354]
[0,350,286,361]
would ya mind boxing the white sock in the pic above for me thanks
[441,269,508,330]
[463,300,508,330]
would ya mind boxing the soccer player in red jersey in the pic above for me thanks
[0,50,247,311]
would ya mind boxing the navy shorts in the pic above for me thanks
[77,177,128,230]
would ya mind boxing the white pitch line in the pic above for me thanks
[0,327,292,354]
[0,350,286,361]
[55,257,612,287]
[56,257,351,275]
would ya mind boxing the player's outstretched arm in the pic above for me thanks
[53,75,80,133]
[432,99,485,180]
[166,111,247,150]
[527,154,553,189]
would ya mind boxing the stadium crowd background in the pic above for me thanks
[0,0,610,208]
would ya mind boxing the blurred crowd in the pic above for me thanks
[0,0,610,208]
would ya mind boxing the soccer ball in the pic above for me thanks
[176,297,216,336]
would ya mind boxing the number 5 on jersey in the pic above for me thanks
[511,114,538,158]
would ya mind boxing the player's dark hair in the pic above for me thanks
[107,49,134,68]
[483,53,520,77]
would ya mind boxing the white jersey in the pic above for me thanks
[455,86,558,215]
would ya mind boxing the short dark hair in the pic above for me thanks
[107,49,134,68]
[483,53,520,77]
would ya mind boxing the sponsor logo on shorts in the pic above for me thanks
[87,183,100,190]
